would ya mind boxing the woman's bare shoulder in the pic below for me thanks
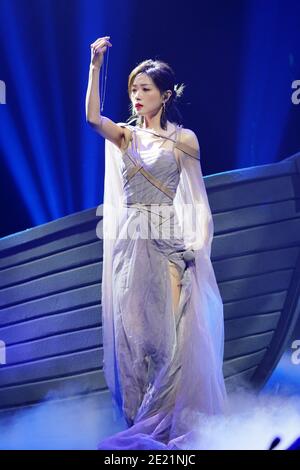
[179,127,199,143]
[177,127,200,158]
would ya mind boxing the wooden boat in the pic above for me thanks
[0,152,299,413]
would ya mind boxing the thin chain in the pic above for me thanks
[100,44,110,112]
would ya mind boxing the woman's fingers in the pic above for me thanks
[91,39,112,55]
[90,37,112,69]
[90,36,112,48]
[90,37,107,47]
[94,44,111,55]
[92,39,109,48]
[95,39,112,50]
[95,46,106,54]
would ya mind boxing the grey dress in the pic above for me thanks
[98,121,228,450]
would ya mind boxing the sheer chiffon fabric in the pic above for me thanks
[97,121,228,450]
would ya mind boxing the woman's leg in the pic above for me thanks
[168,260,182,315]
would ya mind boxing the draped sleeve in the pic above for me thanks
[173,128,227,392]
[100,134,126,408]
[173,128,214,259]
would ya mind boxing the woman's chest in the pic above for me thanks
[121,146,179,178]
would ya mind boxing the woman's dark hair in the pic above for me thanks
[126,59,185,130]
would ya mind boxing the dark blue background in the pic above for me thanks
[0,0,299,238]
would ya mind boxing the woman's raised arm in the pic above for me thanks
[85,36,125,149]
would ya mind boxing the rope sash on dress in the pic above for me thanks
[120,123,197,261]
[119,123,200,161]
[122,129,177,200]
[120,123,200,160]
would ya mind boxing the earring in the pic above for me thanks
[162,101,166,113]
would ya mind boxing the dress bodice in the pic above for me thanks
[119,122,182,205]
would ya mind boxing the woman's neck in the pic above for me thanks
[140,120,170,135]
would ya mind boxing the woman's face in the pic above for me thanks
[130,73,163,116]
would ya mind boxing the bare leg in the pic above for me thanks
[168,260,182,315]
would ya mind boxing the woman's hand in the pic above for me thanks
[90,36,112,69]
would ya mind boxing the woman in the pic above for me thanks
[86,36,228,450]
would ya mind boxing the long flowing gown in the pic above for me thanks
[97,120,228,450]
